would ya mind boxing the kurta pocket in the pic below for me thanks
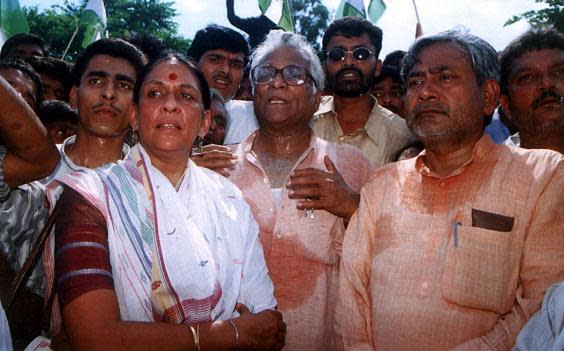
[441,225,513,313]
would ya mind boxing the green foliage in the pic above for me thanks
[505,0,564,32]
[292,0,330,51]
[23,0,191,61]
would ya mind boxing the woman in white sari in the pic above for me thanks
[44,53,285,350]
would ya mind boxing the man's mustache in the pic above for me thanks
[412,102,449,117]
[92,102,121,114]
[531,89,562,110]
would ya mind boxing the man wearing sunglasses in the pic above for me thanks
[313,17,415,168]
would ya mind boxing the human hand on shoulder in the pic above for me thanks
[191,144,237,177]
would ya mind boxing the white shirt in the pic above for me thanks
[224,100,259,145]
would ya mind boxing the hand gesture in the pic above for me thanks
[287,156,360,222]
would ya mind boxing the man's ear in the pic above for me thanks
[199,109,212,138]
[129,104,138,132]
[69,86,79,110]
[499,94,513,121]
[481,79,500,117]
[374,59,383,78]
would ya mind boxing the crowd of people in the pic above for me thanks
[0,11,562,351]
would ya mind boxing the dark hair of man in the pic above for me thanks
[383,50,406,67]
[321,17,383,58]
[499,27,564,95]
[38,100,78,125]
[71,38,146,87]
[25,56,73,98]
[0,58,43,107]
[134,52,211,110]
[124,32,168,62]
[0,33,48,58]
[402,29,500,87]
[186,24,250,63]
[373,65,404,90]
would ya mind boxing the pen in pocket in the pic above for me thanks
[454,222,462,247]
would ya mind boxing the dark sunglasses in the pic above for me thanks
[325,47,374,62]
[251,64,313,86]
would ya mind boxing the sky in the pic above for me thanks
[23,0,545,57]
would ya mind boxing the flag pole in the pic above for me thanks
[411,0,423,38]
[61,25,80,60]
[411,0,421,24]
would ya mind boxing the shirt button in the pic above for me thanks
[339,136,345,141]
[275,232,282,238]
[263,178,268,184]
[439,181,446,188]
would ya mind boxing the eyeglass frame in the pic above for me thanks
[250,64,317,87]
[323,47,375,62]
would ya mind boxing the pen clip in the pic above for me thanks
[454,222,462,247]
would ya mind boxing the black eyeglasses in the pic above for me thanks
[325,47,374,62]
[251,65,313,86]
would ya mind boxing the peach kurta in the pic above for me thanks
[230,131,373,351]
[335,135,564,351]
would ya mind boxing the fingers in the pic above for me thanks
[191,150,237,176]
[235,303,250,315]
[201,143,233,153]
[324,155,337,173]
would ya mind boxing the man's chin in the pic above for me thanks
[332,87,370,98]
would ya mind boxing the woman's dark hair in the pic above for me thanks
[134,52,211,110]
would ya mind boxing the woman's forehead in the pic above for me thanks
[145,59,197,84]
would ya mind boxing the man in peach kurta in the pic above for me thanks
[335,30,564,351]
[228,31,373,351]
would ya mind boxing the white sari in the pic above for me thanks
[44,144,276,333]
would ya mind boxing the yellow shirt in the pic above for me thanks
[312,95,416,168]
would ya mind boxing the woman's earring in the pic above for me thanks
[197,136,204,153]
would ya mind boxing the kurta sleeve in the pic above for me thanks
[334,186,377,351]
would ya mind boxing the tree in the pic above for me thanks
[23,0,191,61]
[291,0,330,51]
[505,0,563,33]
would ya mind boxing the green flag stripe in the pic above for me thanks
[258,0,272,13]
[278,0,293,32]
[0,0,30,38]
[80,9,105,48]
[368,0,386,22]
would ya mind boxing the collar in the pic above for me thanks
[60,135,131,172]
[314,94,395,141]
[414,133,494,179]
[239,129,319,165]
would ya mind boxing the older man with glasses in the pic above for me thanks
[228,30,373,351]
[313,17,416,167]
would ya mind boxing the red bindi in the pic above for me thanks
[168,72,177,80]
